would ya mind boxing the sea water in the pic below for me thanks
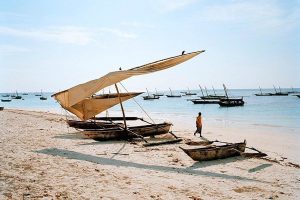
[1,89,300,132]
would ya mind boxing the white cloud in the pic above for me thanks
[0,44,30,55]
[0,26,137,45]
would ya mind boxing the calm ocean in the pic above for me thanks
[1,89,300,132]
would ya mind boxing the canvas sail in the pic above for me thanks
[52,50,205,108]
[65,92,142,120]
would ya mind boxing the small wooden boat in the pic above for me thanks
[22,93,29,95]
[67,119,123,129]
[180,141,246,161]
[198,85,225,100]
[83,122,172,141]
[218,84,245,107]
[0,107,4,111]
[269,86,288,96]
[182,88,197,96]
[154,88,164,96]
[191,99,219,104]
[219,98,244,107]
[255,87,272,96]
[1,99,12,102]
[296,95,300,98]
[40,96,47,100]
[143,88,160,100]
[167,88,181,98]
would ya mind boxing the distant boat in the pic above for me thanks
[181,87,197,96]
[22,93,28,95]
[143,88,159,100]
[40,90,47,100]
[296,95,300,98]
[166,88,181,98]
[199,85,225,100]
[287,87,299,94]
[12,91,22,99]
[191,99,219,104]
[1,99,12,102]
[180,140,246,161]
[153,88,164,97]
[254,86,272,96]
[269,86,288,96]
[2,94,10,97]
[218,84,245,107]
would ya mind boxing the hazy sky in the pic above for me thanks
[0,0,299,92]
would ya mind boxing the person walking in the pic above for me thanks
[194,112,202,137]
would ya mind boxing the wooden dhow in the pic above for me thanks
[52,50,205,141]
[180,140,246,161]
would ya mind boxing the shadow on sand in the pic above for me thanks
[35,148,267,183]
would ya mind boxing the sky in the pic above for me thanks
[0,0,299,93]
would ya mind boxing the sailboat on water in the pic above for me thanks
[153,88,164,97]
[52,50,205,141]
[143,88,159,100]
[218,84,245,107]
[166,88,182,98]
[40,90,47,100]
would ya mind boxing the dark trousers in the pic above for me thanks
[194,126,202,136]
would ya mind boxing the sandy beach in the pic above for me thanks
[0,109,299,199]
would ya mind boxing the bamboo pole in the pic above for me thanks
[115,83,127,129]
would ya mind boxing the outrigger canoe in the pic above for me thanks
[180,140,246,161]
[83,122,172,141]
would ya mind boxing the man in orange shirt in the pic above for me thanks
[194,112,202,137]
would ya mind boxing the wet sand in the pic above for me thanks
[0,109,299,199]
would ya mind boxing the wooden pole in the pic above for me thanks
[115,83,127,129]
[223,84,228,99]
[212,86,217,96]
[204,86,209,96]
[198,85,205,97]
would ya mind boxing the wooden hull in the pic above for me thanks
[180,141,246,161]
[1,99,11,102]
[192,99,219,104]
[255,93,272,96]
[270,93,288,96]
[40,97,47,100]
[143,96,159,100]
[67,120,123,129]
[13,96,22,99]
[83,122,172,141]
[0,107,3,111]
[166,95,181,98]
[296,95,300,98]
[219,98,244,107]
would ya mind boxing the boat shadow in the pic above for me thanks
[187,157,246,169]
[35,148,267,183]
[53,132,86,140]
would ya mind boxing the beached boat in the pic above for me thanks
[166,88,182,97]
[84,122,172,141]
[180,140,246,161]
[67,119,123,129]
[0,107,3,111]
[52,50,205,141]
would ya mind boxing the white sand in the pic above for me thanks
[0,109,299,199]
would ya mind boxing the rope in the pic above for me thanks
[119,82,156,124]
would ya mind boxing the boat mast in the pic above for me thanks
[204,86,209,96]
[259,86,262,95]
[198,85,205,97]
[212,86,217,96]
[169,88,173,95]
[279,86,282,93]
[155,88,158,95]
[223,84,229,98]
[273,85,277,93]
[115,83,127,129]
[146,88,150,96]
